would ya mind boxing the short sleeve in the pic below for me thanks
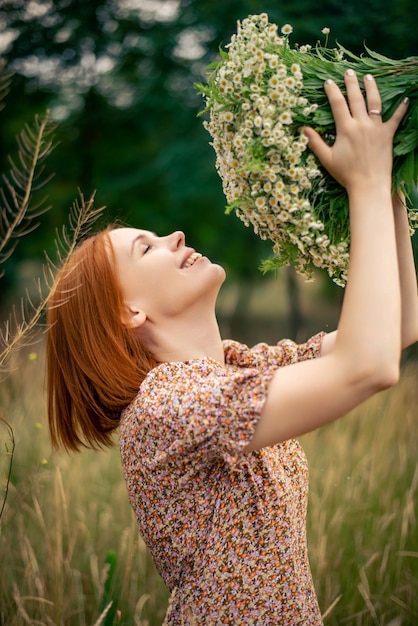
[223,331,325,370]
[133,361,274,470]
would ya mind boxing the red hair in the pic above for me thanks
[46,229,157,452]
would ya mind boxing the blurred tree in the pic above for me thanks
[0,0,415,305]
[0,0,274,281]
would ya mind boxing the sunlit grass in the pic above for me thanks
[302,361,418,625]
[0,348,168,626]
[1,347,417,625]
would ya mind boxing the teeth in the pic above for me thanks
[183,252,202,268]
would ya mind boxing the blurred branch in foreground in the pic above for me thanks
[0,64,106,520]
[0,417,14,521]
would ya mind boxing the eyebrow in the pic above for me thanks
[130,232,157,256]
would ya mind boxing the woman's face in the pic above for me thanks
[108,228,226,326]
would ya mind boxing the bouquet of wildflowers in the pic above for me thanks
[197,13,418,285]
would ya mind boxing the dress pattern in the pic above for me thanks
[119,333,325,625]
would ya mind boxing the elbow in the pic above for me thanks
[374,364,400,391]
[360,360,400,393]
[341,339,402,393]
[339,350,401,395]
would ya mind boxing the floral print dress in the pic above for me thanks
[119,333,325,625]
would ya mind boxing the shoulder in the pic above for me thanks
[119,356,272,467]
[121,358,227,420]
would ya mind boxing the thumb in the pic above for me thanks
[301,126,331,168]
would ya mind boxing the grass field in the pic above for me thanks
[0,346,417,625]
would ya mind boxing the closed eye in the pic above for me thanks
[130,231,157,257]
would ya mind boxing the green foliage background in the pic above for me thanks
[0,0,416,291]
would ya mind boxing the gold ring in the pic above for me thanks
[369,109,382,115]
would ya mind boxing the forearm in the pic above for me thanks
[392,192,418,348]
[334,184,401,376]
[250,189,401,449]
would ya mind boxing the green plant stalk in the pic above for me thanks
[98,550,118,625]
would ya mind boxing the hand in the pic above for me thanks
[303,71,408,195]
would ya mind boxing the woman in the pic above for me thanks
[47,72,417,624]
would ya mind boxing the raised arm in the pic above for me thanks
[321,191,418,357]
[392,191,418,348]
[245,71,409,451]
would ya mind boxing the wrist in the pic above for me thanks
[346,177,392,198]
[347,183,392,211]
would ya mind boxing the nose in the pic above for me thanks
[166,230,185,250]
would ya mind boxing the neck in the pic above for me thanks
[138,311,225,365]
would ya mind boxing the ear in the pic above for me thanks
[121,305,147,329]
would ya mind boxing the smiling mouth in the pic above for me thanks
[182,252,202,268]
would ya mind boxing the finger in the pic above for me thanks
[344,69,368,118]
[302,126,332,169]
[385,96,409,136]
[323,78,351,133]
[363,74,383,119]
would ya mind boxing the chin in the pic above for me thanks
[203,265,226,303]
[215,270,227,290]
[212,262,227,283]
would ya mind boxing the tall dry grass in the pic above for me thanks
[0,348,168,626]
[302,360,418,625]
[0,347,417,625]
